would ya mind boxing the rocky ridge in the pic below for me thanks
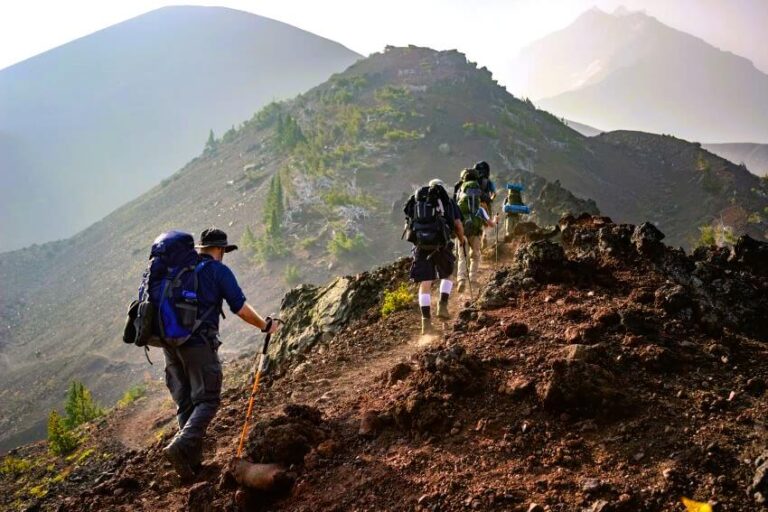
[2,216,767,511]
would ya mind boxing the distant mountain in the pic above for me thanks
[0,6,360,251]
[704,143,768,177]
[515,7,768,144]
[1,46,766,453]
[564,119,602,137]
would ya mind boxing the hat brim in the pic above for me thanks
[195,243,238,253]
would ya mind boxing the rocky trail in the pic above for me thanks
[2,215,768,511]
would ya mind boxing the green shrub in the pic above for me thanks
[283,264,301,286]
[462,122,498,138]
[64,381,103,429]
[276,114,306,151]
[381,283,414,317]
[47,411,78,456]
[383,129,422,142]
[117,384,146,408]
[240,226,258,253]
[253,236,288,262]
[375,85,410,103]
[327,231,367,258]
[697,225,716,247]
[0,455,32,477]
[697,223,737,247]
[321,189,376,208]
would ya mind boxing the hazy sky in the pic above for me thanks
[1,0,767,87]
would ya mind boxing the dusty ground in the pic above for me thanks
[2,216,767,511]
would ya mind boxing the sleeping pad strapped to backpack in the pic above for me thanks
[123,230,217,348]
[457,180,485,237]
[404,184,452,249]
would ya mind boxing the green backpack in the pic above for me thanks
[458,180,485,236]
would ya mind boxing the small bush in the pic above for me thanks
[256,236,288,262]
[381,283,414,317]
[383,129,422,142]
[327,231,367,258]
[117,384,146,408]
[321,189,376,208]
[697,223,737,247]
[462,122,498,138]
[283,264,301,286]
[47,411,79,456]
[697,225,716,247]
[0,455,32,477]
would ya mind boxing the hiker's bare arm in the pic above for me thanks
[237,303,280,333]
[454,219,465,244]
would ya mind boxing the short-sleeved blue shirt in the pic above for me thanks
[186,254,247,346]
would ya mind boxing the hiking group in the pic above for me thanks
[121,159,527,480]
[403,161,528,334]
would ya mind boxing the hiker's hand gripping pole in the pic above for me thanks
[237,317,284,458]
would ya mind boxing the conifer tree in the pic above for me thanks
[204,129,218,154]
[64,381,103,429]
[47,411,78,455]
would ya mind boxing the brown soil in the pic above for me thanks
[2,217,767,511]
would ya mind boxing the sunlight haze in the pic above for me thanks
[1,0,766,94]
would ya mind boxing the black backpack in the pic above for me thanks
[403,185,452,249]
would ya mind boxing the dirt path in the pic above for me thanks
[286,331,440,407]
[111,389,175,451]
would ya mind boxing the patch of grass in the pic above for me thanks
[321,189,377,208]
[66,448,95,466]
[383,129,422,142]
[327,231,367,258]
[0,456,32,478]
[117,384,146,408]
[381,283,414,317]
[697,223,737,247]
[283,264,301,286]
[697,225,716,247]
[28,483,49,499]
[463,122,498,138]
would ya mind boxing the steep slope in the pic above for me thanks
[516,8,768,143]
[705,143,768,177]
[2,218,766,511]
[0,5,361,251]
[1,46,766,454]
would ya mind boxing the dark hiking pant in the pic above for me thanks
[163,337,222,463]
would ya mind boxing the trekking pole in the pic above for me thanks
[462,241,473,298]
[494,210,499,267]
[236,317,283,458]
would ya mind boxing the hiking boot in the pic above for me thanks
[421,317,435,335]
[436,300,450,320]
[163,439,195,481]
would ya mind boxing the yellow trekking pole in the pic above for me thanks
[237,317,283,458]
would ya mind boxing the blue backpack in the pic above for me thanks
[123,231,217,350]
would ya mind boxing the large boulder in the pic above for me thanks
[269,258,410,363]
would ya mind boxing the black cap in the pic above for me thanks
[474,161,490,173]
[195,228,238,253]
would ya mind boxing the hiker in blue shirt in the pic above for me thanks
[162,228,281,480]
